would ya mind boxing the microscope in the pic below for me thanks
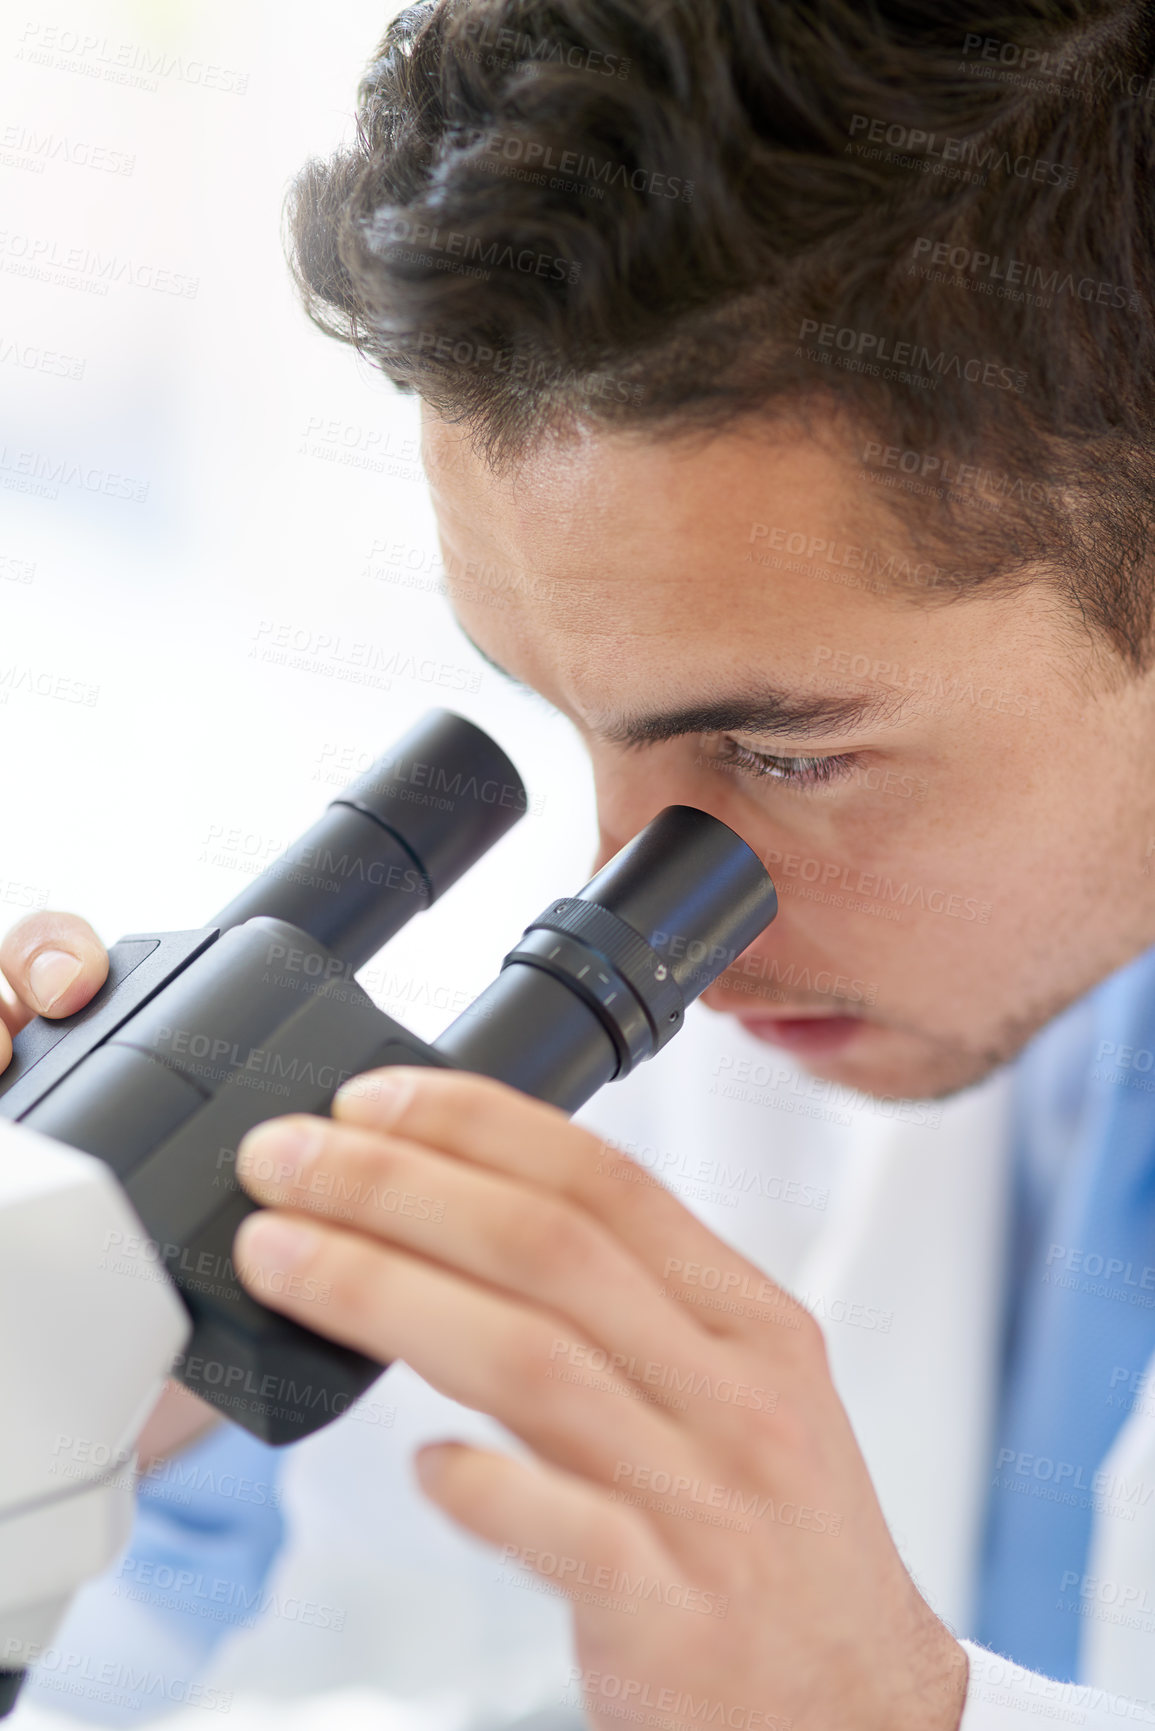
[0,709,777,1716]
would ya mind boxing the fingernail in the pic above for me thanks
[236,1120,324,1188]
[28,949,82,1013]
[236,1211,319,1275]
[334,1067,415,1126]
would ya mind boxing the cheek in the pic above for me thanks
[713,885,1003,1024]
[702,795,999,1012]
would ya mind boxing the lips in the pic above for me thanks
[733,1014,865,1056]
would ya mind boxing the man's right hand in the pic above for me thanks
[0,910,109,1068]
[0,908,222,1465]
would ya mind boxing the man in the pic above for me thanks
[7,0,1155,1724]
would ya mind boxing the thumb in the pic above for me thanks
[0,911,109,1050]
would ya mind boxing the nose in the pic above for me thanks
[585,748,698,877]
[585,740,762,878]
[589,819,642,878]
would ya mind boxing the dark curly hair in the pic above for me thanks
[288,0,1155,666]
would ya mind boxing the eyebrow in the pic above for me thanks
[599,689,909,746]
[459,628,908,743]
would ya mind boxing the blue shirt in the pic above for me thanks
[975,942,1155,1678]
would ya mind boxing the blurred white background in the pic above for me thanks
[0,0,598,1010]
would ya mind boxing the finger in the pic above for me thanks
[333,1067,811,1342]
[415,1441,685,1630]
[0,911,108,1035]
[233,1209,699,1489]
[236,1114,732,1422]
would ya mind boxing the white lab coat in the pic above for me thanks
[41,1003,1155,1730]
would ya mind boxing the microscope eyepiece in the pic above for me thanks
[435,805,777,1111]
[211,711,525,970]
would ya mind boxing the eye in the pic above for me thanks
[710,734,858,789]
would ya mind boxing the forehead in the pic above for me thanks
[421,408,915,637]
[418,407,1059,729]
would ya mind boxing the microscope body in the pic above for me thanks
[3,917,452,1443]
[0,1120,189,1685]
[0,711,528,1443]
[0,708,777,1715]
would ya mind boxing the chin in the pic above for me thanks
[710,1004,1003,1102]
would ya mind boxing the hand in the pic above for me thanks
[0,909,109,1066]
[232,1068,969,1731]
[0,909,217,1467]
